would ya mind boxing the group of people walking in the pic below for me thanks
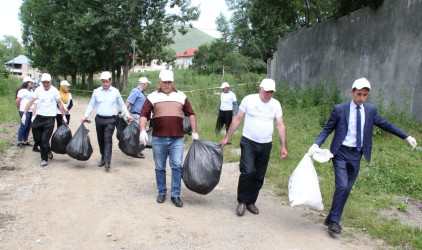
[15,70,418,235]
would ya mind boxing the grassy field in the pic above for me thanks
[2,70,421,248]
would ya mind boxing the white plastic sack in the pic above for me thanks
[312,148,333,163]
[288,154,324,211]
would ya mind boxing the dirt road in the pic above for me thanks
[0,97,382,249]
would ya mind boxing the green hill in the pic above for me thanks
[168,27,216,54]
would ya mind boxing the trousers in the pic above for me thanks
[31,115,55,161]
[95,115,116,164]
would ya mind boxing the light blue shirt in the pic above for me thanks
[343,101,365,147]
[126,86,146,113]
[84,86,130,118]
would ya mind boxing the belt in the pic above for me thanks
[131,112,140,115]
[96,115,116,119]
[341,145,357,151]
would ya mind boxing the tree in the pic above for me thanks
[0,36,24,64]
[20,0,199,90]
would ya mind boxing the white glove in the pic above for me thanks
[31,115,36,122]
[192,133,199,141]
[406,136,417,149]
[308,144,320,156]
[62,116,67,124]
[139,130,148,146]
[21,115,26,125]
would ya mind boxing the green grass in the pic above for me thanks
[2,70,422,248]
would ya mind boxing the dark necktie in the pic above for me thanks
[356,105,362,151]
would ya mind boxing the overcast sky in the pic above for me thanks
[0,0,232,42]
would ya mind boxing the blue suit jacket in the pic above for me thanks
[314,101,408,162]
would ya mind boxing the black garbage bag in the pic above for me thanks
[115,113,128,141]
[118,121,145,157]
[51,124,72,154]
[146,127,153,148]
[66,123,93,161]
[182,140,223,195]
[183,115,192,135]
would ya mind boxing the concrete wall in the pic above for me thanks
[270,0,422,120]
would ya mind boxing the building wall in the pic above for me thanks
[270,0,422,120]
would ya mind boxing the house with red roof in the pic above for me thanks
[174,48,198,69]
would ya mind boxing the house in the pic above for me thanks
[174,48,198,69]
[132,59,172,73]
[4,55,41,80]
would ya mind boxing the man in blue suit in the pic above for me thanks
[308,78,417,234]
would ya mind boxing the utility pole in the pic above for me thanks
[132,39,136,90]
[221,34,227,80]
[11,43,15,76]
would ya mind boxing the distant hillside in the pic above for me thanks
[168,27,216,54]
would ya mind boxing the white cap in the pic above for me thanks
[259,78,276,92]
[138,77,151,84]
[23,76,34,83]
[100,71,112,80]
[159,70,174,82]
[351,78,371,90]
[220,82,230,88]
[60,80,71,86]
[40,73,51,82]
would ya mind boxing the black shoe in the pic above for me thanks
[157,194,166,203]
[32,147,41,152]
[227,142,232,145]
[98,161,106,167]
[105,164,110,172]
[328,221,342,234]
[324,217,330,226]
[171,196,183,207]
[136,153,145,159]
[236,203,246,216]
[23,142,32,146]
[48,151,53,159]
[17,143,24,148]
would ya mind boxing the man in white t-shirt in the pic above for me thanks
[221,78,288,216]
[216,82,238,135]
[22,73,67,167]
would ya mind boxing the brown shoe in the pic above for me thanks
[105,164,110,172]
[98,161,105,167]
[246,204,259,214]
[236,203,246,216]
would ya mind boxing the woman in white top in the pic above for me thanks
[15,76,35,148]
[56,80,73,127]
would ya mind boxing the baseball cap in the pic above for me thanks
[23,76,34,83]
[138,77,151,84]
[40,73,51,82]
[60,80,71,86]
[351,78,371,90]
[259,78,276,92]
[220,82,230,88]
[159,70,174,82]
[100,71,112,80]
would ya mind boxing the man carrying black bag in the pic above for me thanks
[81,71,134,172]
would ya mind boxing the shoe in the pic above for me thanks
[48,151,53,159]
[328,221,342,234]
[17,143,24,148]
[236,203,246,216]
[105,164,110,172]
[227,142,232,145]
[324,217,330,227]
[98,161,106,167]
[40,160,48,167]
[157,194,166,203]
[33,147,40,152]
[171,196,183,207]
[23,142,32,146]
[246,204,259,214]
[136,153,145,159]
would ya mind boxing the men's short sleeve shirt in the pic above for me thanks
[220,91,237,111]
[240,94,283,143]
[126,86,147,113]
[33,86,60,117]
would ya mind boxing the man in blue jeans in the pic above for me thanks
[139,70,198,207]
[221,78,288,216]
[308,78,417,234]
